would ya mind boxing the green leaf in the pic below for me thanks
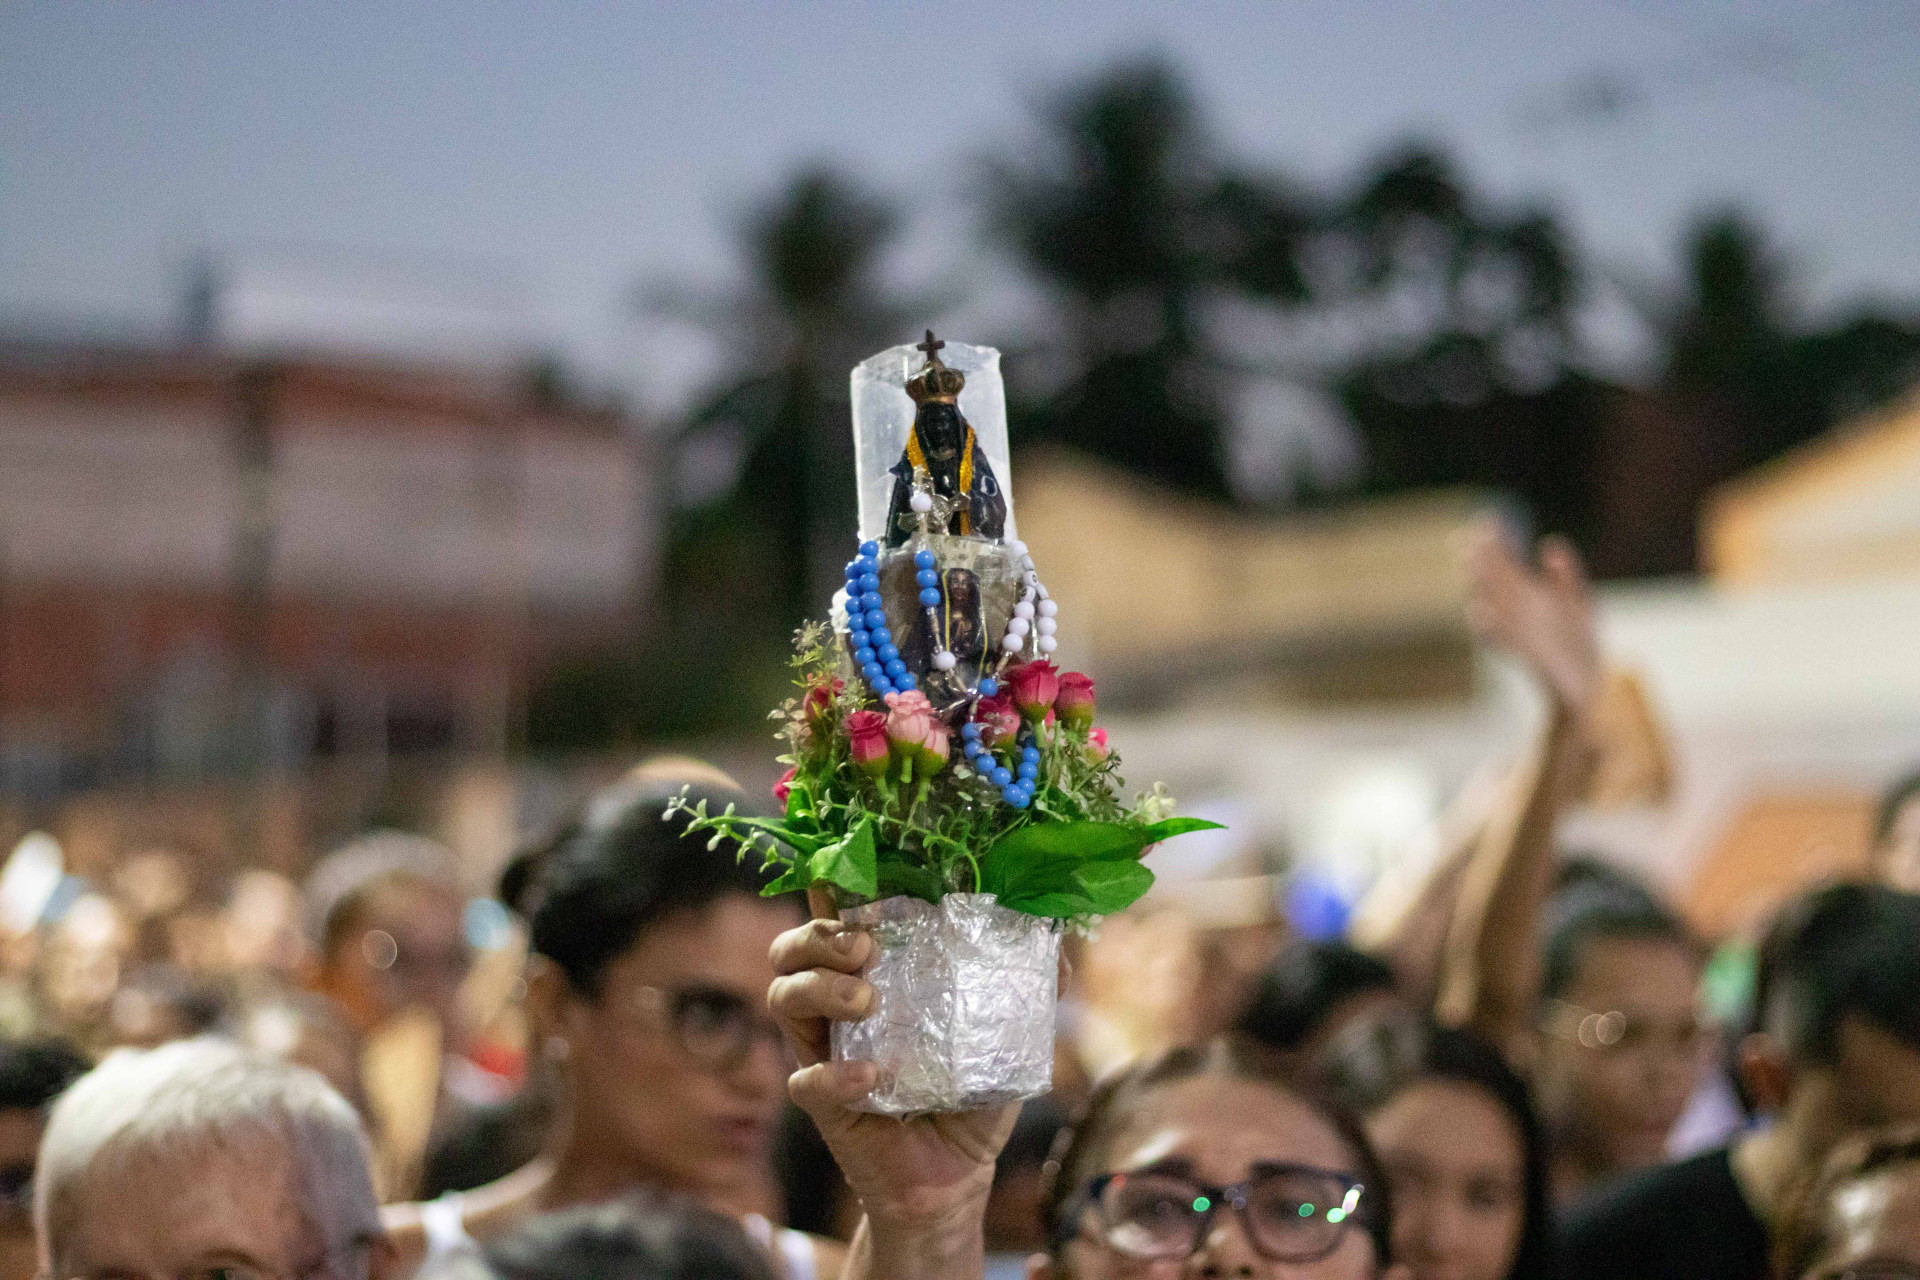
[784,782,820,832]
[996,889,1096,919]
[977,821,1159,900]
[978,816,1222,919]
[998,858,1156,919]
[876,857,946,904]
[708,813,829,857]
[1139,817,1227,843]
[980,821,1140,879]
[1071,859,1155,913]
[760,861,810,898]
[808,817,878,899]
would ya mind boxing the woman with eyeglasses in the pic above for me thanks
[1036,1037,1396,1279]
[1775,1125,1920,1280]
[767,915,1409,1280]
[386,772,834,1280]
[1322,1015,1551,1280]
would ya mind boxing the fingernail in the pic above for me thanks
[832,930,857,954]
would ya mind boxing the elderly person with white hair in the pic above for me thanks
[35,1037,395,1280]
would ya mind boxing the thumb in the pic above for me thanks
[789,1059,878,1123]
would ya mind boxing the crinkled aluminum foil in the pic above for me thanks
[832,892,1061,1115]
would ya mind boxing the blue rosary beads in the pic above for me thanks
[843,541,916,699]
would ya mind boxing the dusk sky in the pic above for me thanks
[4,0,1916,411]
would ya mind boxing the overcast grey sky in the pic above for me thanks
[3,0,1916,410]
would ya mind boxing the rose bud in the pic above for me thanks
[972,693,1022,745]
[802,678,843,727]
[1054,671,1095,728]
[917,719,951,773]
[845,710,891,778]
[883,690,936,760]
[1086,727,1110,761]
[1007,659,1061,722]
[772,765,798,805]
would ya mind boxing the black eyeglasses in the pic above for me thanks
[1056,1161,1369,1264]
[626,985,787,1072]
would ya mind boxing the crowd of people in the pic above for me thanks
[2,527,1920,1280]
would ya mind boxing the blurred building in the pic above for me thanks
[0,337,655,802]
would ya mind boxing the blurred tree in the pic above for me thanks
[1587,209,1920,575]
[526,166,917,748]
[984,58,1316,499]
[1659,209,1920,468]
[1323,143,1604,547]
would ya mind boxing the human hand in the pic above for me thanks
[1463,519,1602,719]
[768,918,1017,1277]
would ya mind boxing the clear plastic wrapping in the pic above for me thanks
[831,892,1061,1115]
[849,341,1017,544]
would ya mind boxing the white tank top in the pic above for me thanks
[420,1192,478,1261]
[743,1213,819,1280]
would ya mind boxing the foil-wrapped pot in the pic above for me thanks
[832,892,1061,1115]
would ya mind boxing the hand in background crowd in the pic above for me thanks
[1464,520,1602,722]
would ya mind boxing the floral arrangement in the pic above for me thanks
[670,334,1215,926]
[668,540,1217,923]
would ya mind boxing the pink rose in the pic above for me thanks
[1054,671,1095,729]
[772,765,798,805]
[846,710,890,778]
[883,690,935,758]
[917,719,951,773]
[972,693,1021,745]
[1006,660,1061,721]
[1086,727,1110,761]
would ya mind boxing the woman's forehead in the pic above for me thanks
[1103,1074,1357,1182]
[601,894,797,990]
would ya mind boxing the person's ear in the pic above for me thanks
[1025,1252,1057,1280]
[1737,1030,1793,1115]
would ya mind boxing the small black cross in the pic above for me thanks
[916,329,944,360]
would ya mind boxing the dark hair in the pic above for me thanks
[1775,1123,1920,1279]
[1753,881,1920,1066]
[0,1038,89,1112]
[1322,1015,1552,1280]
[498,814,583,921]
[1039,1035,1393,1267]
[529,777,789,997]
[483,1195,774,1280]
[1874,770,1920,849]
[1542,857,1697,1002]
[1235,941,1399,1053]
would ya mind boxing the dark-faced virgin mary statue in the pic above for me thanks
[882,332,1007,549]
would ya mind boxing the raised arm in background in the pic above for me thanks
[1351,523,1620,1065]
[1435,526,1606,1060]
